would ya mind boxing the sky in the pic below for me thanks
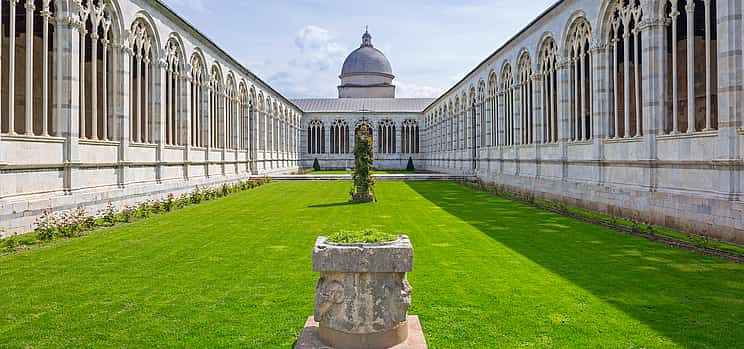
[161,0,556,99]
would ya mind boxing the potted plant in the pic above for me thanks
[312,230,413,349]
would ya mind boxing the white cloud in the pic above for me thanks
[396,80,443,99]
[291,25,348,72]
[268,25,349,98]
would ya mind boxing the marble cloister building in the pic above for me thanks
[293,30,432,170]
[0,0,742,244]
[422,0,743,243]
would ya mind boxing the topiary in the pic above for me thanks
[312,158,321,171]
[406,157,415,172]
[351,127,375,203]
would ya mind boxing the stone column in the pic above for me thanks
[715,0,743,200]
[156,59,167,183]
[532,73,543,179]
[591,44,609,184]
[204,84,212,177]
[117,40,132,189]
[556,59,571,180]
[184,65,192,181]
[640,7,668,192]
[55,4,83,194]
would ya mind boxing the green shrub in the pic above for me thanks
[3,236,18,253]
[312,158,321,171]
[100,202,117,227]
[326,229,397,244]
[406,157,415,172]
[351,127,375,203]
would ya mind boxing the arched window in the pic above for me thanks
[500,64,515,146]
[130,20,155,144]
[377,119,396,154]
[190,54,205,147]
[307,120,324,154]
[402,119,419,153]
[478,81,486,147]
[518,53,534,144]
[269,101,276,153]
[248,89,257,152]
[225,75,237,149]
[539,38,558,143]
[664,0,717,134]
[239,83,249,150]
[488,73,498,146]
[81,0,117,141]
[257,94,265,151]
[1,0,58,137]
[608,0,643,139]
[567,18,593,141]
[330,119,349,154]
[453,99,460,150]
[209,65,223,149]
[164,39,184,146]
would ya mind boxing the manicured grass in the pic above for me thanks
[0,181,742,348]
[305,170,417,175]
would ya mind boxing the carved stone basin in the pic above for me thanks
[312,235,413,349]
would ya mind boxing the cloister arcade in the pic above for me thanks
[423,0,743,242]
[0,0,302,234]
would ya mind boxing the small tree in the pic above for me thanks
[351,127,375,203]
[406,157,415,172]
[312,158,321,171]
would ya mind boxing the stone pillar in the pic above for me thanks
[55,4,83,194]
[640,5,668,192]
[591,44,609,184]
[557,59,571,180]
[156,59,167,183]
[715,0,743,200]
[117,40,132,189]
[312,236,413,349]
[532,73,543,179]
[184,65,192,180]
[204,84,212,177]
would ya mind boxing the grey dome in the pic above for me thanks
[340,30,394,78]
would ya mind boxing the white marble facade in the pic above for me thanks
[422,0,744,243]
[1,0,742,244]
[0,0,302,234]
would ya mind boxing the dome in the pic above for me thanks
[340,30,394,78]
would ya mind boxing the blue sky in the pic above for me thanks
[161,0,556,99]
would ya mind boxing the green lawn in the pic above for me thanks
[304,170,417,175]
[1,181,742,348]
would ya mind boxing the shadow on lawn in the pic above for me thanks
[406,181,744,348]
[308,201,359,208]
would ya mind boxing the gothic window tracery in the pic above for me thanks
[330,119,349,154]
[0,0,60,137]
[377,119,396,154]
[307,119,324,154]
[567,18,593,141]
[518,52,534,145]
[402,119,419,154]
[664,0,718,134]
[164,39,183,146]
[538,38,558,143]
[129,19,155,144]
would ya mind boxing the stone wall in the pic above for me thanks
[422,0,744,243]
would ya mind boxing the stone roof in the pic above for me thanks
[292,98,434,113]
[340,30,394,78]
